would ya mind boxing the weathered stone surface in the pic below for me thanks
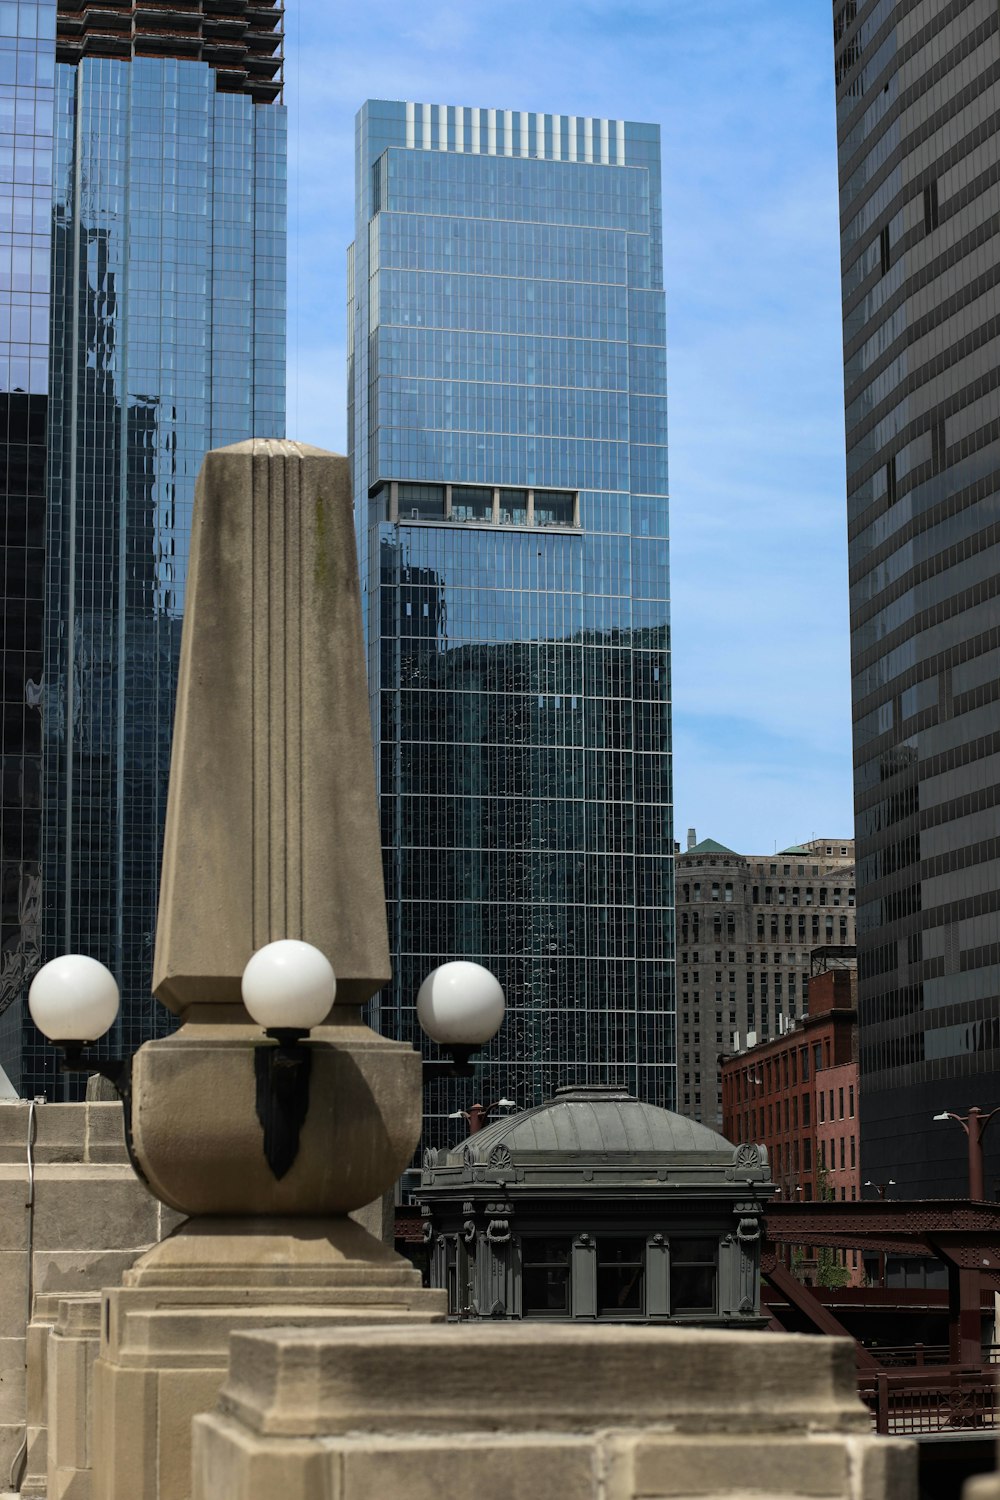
[152,441,389,1015]
[193,1324,916,1500]
[128,1020,422,1218]
[48,1294,102,1500]
[0,1102,175,1500]
[91,1218,444,1500]
[218,1323,867,1438]
[32,1249,144,1297]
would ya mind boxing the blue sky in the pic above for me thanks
[285,0,853,857]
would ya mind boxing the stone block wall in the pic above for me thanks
[0,1100,179,1492]
[194,1323,917,1500]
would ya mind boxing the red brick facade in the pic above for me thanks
[721,969,859,1207]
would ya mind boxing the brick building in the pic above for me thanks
[676,835,856,1127]
[721,965,859,1204]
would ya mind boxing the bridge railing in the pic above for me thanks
[858,1367,999,1435]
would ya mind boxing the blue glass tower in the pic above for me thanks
[0,2,285,1095]
[349,101,674,1145]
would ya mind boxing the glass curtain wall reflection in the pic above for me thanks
[834,0,1000,1195]
[0,0,55,1069]
[0,4,285,1096]
[349,101,674,1148]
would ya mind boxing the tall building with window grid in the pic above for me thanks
[833,0,1000,1195]
[0,0,285,1095]
[676,835,856,1129]
[349,100,674,1147]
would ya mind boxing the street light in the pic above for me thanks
[31,945,507,1179]
[933,1107,1000,1200]
[449,1097,516,1134]
[864,1179,896,1200]
[417,961,506,1080]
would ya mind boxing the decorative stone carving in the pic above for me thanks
[486,1219,511,1244]
[737,1217,760,1243]
[488,1144,513,1173]
[462,1220,477,1246]
[423,1147,439,1170]
[463,1145,477,1168]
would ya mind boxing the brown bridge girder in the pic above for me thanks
[760,1252,879,1368]
[762,1199,1000,1373]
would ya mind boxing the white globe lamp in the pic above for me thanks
[241,940,337,1035]
[416,961,505,1048]
[28,955,120,1044]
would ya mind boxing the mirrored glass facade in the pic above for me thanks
[834,0,1000,1194]
[0,13,285,1095]
[349,101,674,1148]
[0,0,55,1069]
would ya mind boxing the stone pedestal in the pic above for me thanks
[193,1322,917,1500]
[0,1101,179,1488]
[47,1294,103,1500]
[91,1217,444,1500]
[21,1292,64,1497]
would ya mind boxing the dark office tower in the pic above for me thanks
[0,0,285,1095]
[833,1,1000,1195]
[349,101,674,1148]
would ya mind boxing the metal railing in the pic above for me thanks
[858,1367,999,1435]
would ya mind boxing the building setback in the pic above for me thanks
[833,0,1000,1196]
[0,0,285,1094]
[721,966,862,1282]
[348,102,674,1147]
[675,835,856,1128]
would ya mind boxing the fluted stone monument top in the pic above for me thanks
[153,440,390,1015]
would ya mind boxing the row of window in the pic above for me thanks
[679,882,855,906]
[481,1235,716,1319]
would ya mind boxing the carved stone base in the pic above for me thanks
[193,1322,918,1500]
[129,1014,422,1218]
[91,1217,445,1500]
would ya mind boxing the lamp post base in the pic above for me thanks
[90,1215,444,1500]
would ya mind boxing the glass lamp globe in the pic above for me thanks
[416,961,505,1047]
[28,955,120,1043]
[241,940,337,1031]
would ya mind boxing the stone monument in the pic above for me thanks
[88,441,444,1500]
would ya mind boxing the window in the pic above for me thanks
[838,1088,844,1120]
[497,488,528,525]
[849,1086,855,1118]
[521,1238,572,1316]
[802,1094,811,1126]
[670,1238,718,1314]
[597,1238,645,1316]
[534,489,575,526]
[399,482,446,519]
[819,1092,825,1123]
[451,485,493,521]
[923,179,939,233]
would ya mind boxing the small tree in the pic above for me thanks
[814,1163,851,1288]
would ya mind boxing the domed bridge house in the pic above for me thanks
[418,1084,774,1324]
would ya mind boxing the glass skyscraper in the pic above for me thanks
[0,1,285,1094]
[349,100,674,1147]
[834,0,1000,1195]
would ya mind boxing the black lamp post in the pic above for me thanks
[933,1107,1000,1200]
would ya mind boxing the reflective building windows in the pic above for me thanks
[0,0,55,1048]
[350,101,674,1147]
[0,13,285,1093]
[834,0,1000,1194]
